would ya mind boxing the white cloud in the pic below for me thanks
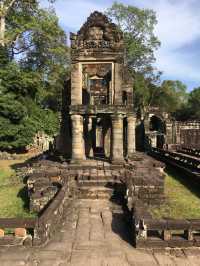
[154,1,200,50]
[41,0,200,89]
[127,0,200,87]
[155,49,200,81]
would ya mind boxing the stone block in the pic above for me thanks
[0,229,5,237]
[50,176,61,183]
[163,230,171,241]
[15,228,27,238]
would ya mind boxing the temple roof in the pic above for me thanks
[70,11,124,53]
[76,11,123,42]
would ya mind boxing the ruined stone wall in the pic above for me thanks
[163,120,200,149]
[33,185,72,246]
[28,132,54,152]
[180,129,200,149]
[174,121,200,148]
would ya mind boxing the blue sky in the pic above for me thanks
[42,0,200,91]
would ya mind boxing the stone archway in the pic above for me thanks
[149,115,166,148]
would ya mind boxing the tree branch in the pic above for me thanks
[5,0,17,12]
[13,43,34,54]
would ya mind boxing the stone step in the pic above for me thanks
[78,175,113,181]
[79,186,114,193]
[77,179,121,187]
[78,186,114,199]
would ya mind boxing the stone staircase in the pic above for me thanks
[77,169,124,200]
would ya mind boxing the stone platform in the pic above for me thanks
[1,198,200,266]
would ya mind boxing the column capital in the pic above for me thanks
[71,114,83,122]
[111,113,124,122]
[127,114,136,122]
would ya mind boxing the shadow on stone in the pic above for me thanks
[17,186,30,212]
[111,211,133,246]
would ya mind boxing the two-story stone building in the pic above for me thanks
[58,11,136,163]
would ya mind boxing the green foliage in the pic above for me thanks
[0,97,59,150]
[155,80,188,113]
[0,159,36,218]
[133,72,161,116]
[25,100,59,136]
[106,2,162,118]
[106,2,160,73]
[175,87,200,121]
[133,76,189,118]
[0,1,68,151]
[150,167,200,219]
[106,2,196,121]
[0,98,57,150]
[187,87,200,119]
[0,62,41,97]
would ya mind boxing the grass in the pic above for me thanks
[150,167,200,219]
[0,157,36,218]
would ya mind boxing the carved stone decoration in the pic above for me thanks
[83,63,112,78]
[70,11,124,54]
[87,26,104,40]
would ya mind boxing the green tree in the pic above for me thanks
[133,71,162,117]
[106,2,161,119]
[0,62,60,150]
[0,1,69,151]
[0,0,54,47]
[155,80,188,113]
[106,2,160,74]
[20,8,70,111]
[187,87,200,119]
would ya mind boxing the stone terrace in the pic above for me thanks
[1,198,200,266]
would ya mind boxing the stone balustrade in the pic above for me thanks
[135,216,200,248]
[0,218,36,246]
[0,185,71,247]
[150,148,200,173]
[177,147,200,158]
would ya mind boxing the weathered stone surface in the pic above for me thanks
[0,229,5,237]
[15,228,27,238]
[57,10,136,162]
[1,198,200,265]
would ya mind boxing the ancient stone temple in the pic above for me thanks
[58,11,136,163]
[52,12,165,247]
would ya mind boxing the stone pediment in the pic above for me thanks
[70,11,124,52]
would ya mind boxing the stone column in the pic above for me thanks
[88,117,94,157]
[71,63,82,105]
[114,63,123,104]
[71,115,85,163]
[111,114,124,163]
[165,120,173,145]
[127,115,136,157]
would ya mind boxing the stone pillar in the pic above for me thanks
[88,117,94,157]
[166,120,173,145]
[71,115,85,163]
[114,63,123,104]
[71,63,82,105]
[111,114,124,163]
[127,115,136,157]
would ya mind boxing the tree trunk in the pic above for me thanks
[0,1,5,47]
[0,15,5,46]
